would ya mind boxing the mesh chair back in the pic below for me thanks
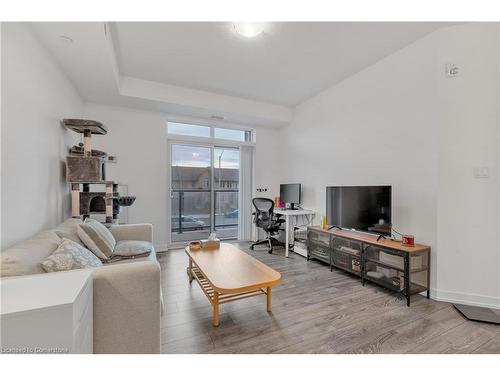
[252,197,274,228]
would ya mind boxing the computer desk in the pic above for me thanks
[274,208,315,257]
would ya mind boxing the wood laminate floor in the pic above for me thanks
[158,243,500,354]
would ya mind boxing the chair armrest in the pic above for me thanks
[109,224,153,242]
[92,261,161,353]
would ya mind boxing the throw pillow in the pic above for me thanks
[114,240,153,258]
[41,238,102,272]
[77,218,116,260]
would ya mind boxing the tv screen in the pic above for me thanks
[326,186,392,235]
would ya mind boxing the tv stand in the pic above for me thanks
[376,234,387,241]
[307,226,431,306]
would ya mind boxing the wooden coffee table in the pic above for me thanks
[185,243,281,326]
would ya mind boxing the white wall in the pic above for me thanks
[281,25,440,289]
[1,23,82,249]
[84,103,281,248]
[279,23,500,308]
[436,24,500,307]
[83,104,169,248]
[254,126,282,201]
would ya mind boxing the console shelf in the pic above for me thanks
[364,257,404,272]
[307,226,431,306]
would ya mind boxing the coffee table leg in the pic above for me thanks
[266,286,272,312]
[187,258,194,282]
[213,291,220,327]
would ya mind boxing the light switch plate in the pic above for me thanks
[473,167,489,178]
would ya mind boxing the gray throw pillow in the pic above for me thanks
[41,238,102,272]
[77,218,116,260]
[114,240,153,258]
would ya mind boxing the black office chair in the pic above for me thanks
[250,197,285,254]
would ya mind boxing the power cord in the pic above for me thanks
[391,226,404,241]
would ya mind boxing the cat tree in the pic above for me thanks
[64,119,136,225]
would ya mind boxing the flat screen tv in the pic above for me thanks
[326,186,392,235]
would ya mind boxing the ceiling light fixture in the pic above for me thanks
[232,23,266,38]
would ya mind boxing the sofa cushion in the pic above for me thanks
[40,238,102,272]
[0,231,61,277]
[56,229,85,247]
[55,218,85,246]
[77,219,116,260]
[103,246,158,266]
[55,218,83,234]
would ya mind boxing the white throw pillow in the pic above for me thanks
[40,238,102,273]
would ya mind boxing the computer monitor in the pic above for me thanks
[280,183,302,209]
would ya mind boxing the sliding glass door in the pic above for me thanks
[214,147,239,239]
[169,143,240,243]
[170,144,211,243]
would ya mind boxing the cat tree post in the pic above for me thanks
[83,129,92,156]
[105,182,114,224]
[71,183,80,218]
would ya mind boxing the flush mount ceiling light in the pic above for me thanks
[232,23,266,38]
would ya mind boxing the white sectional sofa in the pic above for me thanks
[0,219,162,354]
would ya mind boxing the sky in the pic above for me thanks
[168,122,243,168]
[171,144,240,169]
[168,122,247,142]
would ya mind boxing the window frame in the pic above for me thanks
[213,126,251,142]
[167,121,211,138]
[167,118,256,147]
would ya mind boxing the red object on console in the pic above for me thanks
[402,235,415,247]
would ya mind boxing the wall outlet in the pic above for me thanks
[473,167,489,178]
[446,63,459,78]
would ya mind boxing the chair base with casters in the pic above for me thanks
[250,236,284,254]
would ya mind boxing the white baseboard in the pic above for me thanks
[430,288,500,309]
